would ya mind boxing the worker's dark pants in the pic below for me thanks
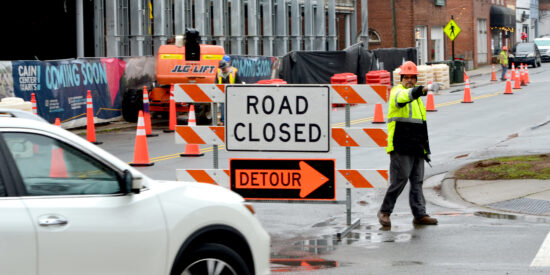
[380,151,427,219]
[501,64,508,80]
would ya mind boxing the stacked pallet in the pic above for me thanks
[416,65,434,87]
[431,64,450,90]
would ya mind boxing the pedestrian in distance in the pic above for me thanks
[499,46,509,81]
[215,58,242,126]
[377,61,439,227]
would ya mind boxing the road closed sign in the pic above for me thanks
[230,158,335,200]
[225,85,330,152]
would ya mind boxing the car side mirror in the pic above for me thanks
[122,169,142,194]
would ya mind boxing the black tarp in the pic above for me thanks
[278,44,417,84]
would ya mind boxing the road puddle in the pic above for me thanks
[271,225,414,272]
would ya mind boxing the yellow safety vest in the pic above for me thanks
[386,84,429,155]
[218,67,237,84]
[499,50,508,66]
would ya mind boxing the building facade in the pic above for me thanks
[368,0,520,68]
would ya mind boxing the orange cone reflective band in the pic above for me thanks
[164,84,176,133]
[426,92,437,111]
[86,90,102,145]
[31,93,38,116]
[142,86,158,137]
[372,103,385,124]
[504,71,513,95]
[490,64,497,81]
[130,111,154,166]
[461,78,473,103]
[180,104,204,157]
[513,68,521,89]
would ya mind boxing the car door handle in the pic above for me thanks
[38,215,68,226]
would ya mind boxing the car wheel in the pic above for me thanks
[121,89,143,122]
[173,243,251,275]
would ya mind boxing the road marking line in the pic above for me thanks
[531,232,550,267]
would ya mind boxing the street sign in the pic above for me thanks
[225,85,330,152]
[230,159,335,200]
[444,19,461,41]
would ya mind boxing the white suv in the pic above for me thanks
[0,116,270,275]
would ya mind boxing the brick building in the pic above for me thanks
[367,0,517,69]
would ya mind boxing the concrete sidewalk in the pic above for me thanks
[439,171,550,216]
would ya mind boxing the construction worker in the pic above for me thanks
[499,46,509,81]
[377,61,439,227]
[216,59,242,125]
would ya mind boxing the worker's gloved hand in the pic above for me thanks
[427,82,440,92]
[424,154,431,162]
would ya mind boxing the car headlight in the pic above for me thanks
[527,53,534,57]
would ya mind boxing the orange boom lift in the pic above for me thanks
[121,29,224,125]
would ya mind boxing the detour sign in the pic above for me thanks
[230,159,335,200]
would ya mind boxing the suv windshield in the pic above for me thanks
[535,40,550,47]
[516,43,534,53]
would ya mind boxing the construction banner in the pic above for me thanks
[8,57,155,128]
[229,55,280,84]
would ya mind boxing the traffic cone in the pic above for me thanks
[513,68,521,89]
[86,90,102,145]
[50,146,68,177]
[511,63,516,80]
[50,117,67,177]
[426,92,437,112]
[31,93,38,116]
[525,66,530,84]
[520,64,526,86]
[130,111,154,166]
[461,78,473,103]
[180,104,204,157]
[490,64,497,81]
[504,71,513,95]
[163,84,176,133]
[372,103,385,124]
[142,86,158,137]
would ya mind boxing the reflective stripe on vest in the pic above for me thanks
[218,69,236,84]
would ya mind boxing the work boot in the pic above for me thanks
[377,211,391,227]
[413,215,438,225]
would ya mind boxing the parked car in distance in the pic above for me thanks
[0,116,270,275]
[535,37,550,62]
[509,42,542,68]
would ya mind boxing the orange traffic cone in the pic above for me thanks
[504,71,513,95]
[511,63,516,80]
[513,68,521,89]
[50,146,68,177]
[490,64,497,81]
[142,86,158,137]
[31,93,38,116]
[86,90,102,145]
[525,66,530,84]
[520,64,526,86]
[372,103,385,124]
[426,92,437,112]
[130,111,154,166]
[462,78,473,103]
[163,84,176,133]
[180,104,204,157]
[50,117,67,177]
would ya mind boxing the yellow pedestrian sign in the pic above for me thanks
[444,19,461,41]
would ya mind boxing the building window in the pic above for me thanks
[435,0,445,6]
[368,29,381,44]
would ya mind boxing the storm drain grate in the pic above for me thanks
[488,198,550,215]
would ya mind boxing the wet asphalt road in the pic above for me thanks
[94,62,550,274]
